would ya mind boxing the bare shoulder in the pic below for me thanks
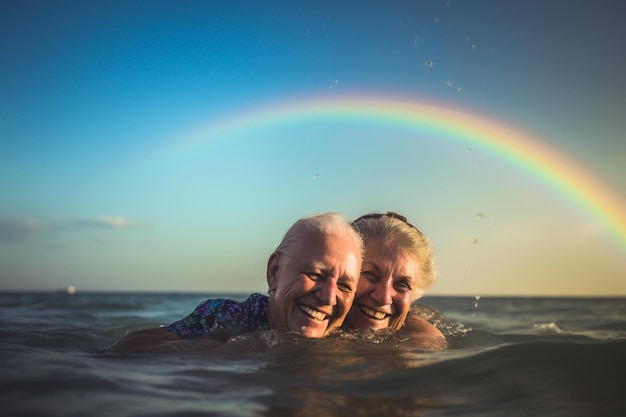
[399,315,448,350]
[403,314,444,337]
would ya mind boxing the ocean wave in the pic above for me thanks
[2,293,625,417]
[263,340,626,417]
[2,335,625,417]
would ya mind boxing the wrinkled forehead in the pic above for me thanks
[297,231,362,271]
[365,237,418,263]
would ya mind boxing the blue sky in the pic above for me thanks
[1,0,625,295]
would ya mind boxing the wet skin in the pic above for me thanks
[346,240,423,330]
[266,231,361,338]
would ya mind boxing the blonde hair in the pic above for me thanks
[351,213,435,297]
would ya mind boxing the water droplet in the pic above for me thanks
[426,61,434,67]
[465,147,471,153]
[313,174,320,180]
[413,34,421,48]
[473,238,478,244]
[474,294,481,309]
[446,80,453,87]
[457,87,464,92]
[475,213,484,220]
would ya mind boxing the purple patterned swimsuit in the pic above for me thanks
[163,293,269,341]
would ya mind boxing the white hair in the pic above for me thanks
[274,212,363,260]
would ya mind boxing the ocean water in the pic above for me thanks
[0,292,625,417]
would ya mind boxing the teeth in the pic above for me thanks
[298,304,327,321]
[360,305,388,320]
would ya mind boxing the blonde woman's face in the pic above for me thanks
[346,241,422,330]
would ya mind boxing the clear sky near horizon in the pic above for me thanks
[1,0,625,296]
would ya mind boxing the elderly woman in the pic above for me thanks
[346,212,446,348]
[108,212,363,352]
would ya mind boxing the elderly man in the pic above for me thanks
[108,213,362,352]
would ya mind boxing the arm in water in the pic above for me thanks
[107,294,269,353]
[106,328,225,353]
[106,327,178,352]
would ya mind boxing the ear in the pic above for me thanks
[266,252,280,291]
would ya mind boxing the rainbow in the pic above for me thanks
[154,93,626,251]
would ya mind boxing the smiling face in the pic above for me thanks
[266,230,361,338]
[346,240,423,330]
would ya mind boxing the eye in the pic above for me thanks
[338,279,354,293]
[305,272,322,281]
[395,279,413,292]
[361,271,378,282]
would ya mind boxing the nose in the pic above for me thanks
[317,280,338,306]
[371,278,393,306]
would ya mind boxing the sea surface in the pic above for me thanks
[0,292,625,417]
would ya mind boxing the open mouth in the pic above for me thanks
[298,304,328,321]
[358,304,390,321]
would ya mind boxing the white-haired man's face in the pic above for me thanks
[266,230,361,337]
